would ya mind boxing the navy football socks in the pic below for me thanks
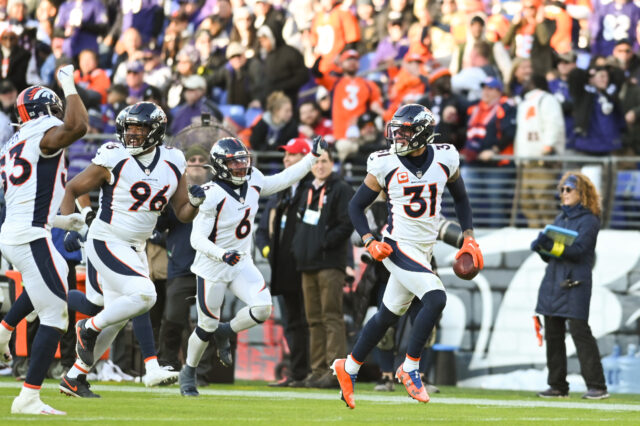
[406,290,447,359]
[25,324,62,387]
[351,304,399,362]
[132,312,157,360]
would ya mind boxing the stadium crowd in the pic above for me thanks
[0,0,634,402]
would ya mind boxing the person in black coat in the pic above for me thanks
[291,150,354,388]
[255,138,314,387]
[0,28,30,92]
[530,171,609,400]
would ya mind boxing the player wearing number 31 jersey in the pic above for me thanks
[332,104,484,409]
[59,102,204,395]
[178,136,327,397]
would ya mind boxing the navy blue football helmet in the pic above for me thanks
[15,86,64,124]
[115,105,132,145]
[122,102,167,155]
[385,104,436,156]
[210,137,252,185]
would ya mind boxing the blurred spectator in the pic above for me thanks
[315,85,332,119]
[611,42,640,155]
[170,74,223,135]
[74,49,110,104]
[193,25,227,74]
[111,27,143,84]
[40,27,65,85]
[383,52,427,122]
[314,49,384,140]
[449,14,511,81]
[67,108,104,180]
[548,51,577,152]
[298,100,334,144]
[102,83,128,134]
[418,67,468,150]
[310,0,361,74]
[250,90,299,150]
[125,60,149,104]
[591,0,640,57]
[376,0,415,40]
[142,46,172,93]
[254,0,285,36]
[342,111,387,166]
[451,41,501,102]
[255,23,308,108]
[0,23,31,91]
[569,65,625,155]
[440,0,467,45]
[505,57,533,101]
[35,0,59,46]
[292,149,354,388]
[371,13,410,72]
[502,0,555,76]
[610,39,640,84]
[0,79,15,146]
[543,0,575,55]
[461,76,517,227]
[6,0,38,52]
[162,13,190,67]
[531,172,609,400]
[357,0,380,54]
[209,42,262,109]
[167,45,200,108]
[229,6,259,59]
[515,74,566,228]
[105,0,164,47]
[54,0,108,60]
[256,138,314,387]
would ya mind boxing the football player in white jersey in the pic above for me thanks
[57,102,205,396]
[178,136,327,396]
[332,104,484,409]
[58,106,186,397]
[0,66,89,415]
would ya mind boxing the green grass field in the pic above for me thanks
[0,378,639,425]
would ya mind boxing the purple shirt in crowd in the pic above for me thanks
[55,0,108,58]
[591,1,640,57]
[121,0,163,44]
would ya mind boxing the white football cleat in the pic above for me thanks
[11,394,66,415]
[143,365,179,387]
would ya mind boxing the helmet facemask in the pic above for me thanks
[386,122,435,156]
[124,124,152,156]
[212,153,251,185]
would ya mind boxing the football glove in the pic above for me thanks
[81,206,96,227]
[531,232,554,252]
[52,213,85,231]
[455,236,484,269]
[311,135,328,157]
[365,238,393,262]
[188,184,206,207]
[64,230,85,252]
[222,250,242,266]
[56,64,78,97]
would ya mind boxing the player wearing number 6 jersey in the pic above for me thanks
[178,136,327,396]
[332,104,484,409]
[58,102,204,395]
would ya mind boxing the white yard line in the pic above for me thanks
[0,382,638,412]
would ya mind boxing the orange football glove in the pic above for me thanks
[455,236,484,270]
[365,239,393,262]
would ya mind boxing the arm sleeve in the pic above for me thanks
[348,183,380,238]
[446,176,473,231]
[189,204,226,261]
[261,154,316,196]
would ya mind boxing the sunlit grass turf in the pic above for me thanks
[0,378,638,425]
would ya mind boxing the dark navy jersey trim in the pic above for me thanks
[29,238,67,301]
[216,179,248,203]
[99,159,128,223]
[31,152,62,228]
[86,259,103,295]
[384,237,433,273]
[398,145,434,179]
[197,276,219,320]
[208,198,226,243]
[93,239,145,277]
[438,162,450,179]
[165,160,182,183]
[133,147,161,174]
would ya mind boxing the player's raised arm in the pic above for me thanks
[446,170,483,269]
[348,173,392,261]
[170,174,204,223]
[60,164,110,215]
[261,136,328,196]
[39,65,89,155]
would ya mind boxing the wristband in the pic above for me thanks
[60,79,78,97]
[363,236,375,248]
[81,206,92,220]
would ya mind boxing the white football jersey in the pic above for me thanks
[0,115,66,245]
[367,144,459,244]
[88,142,186,247]
[191,153,315,280]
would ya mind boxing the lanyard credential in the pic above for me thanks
[303,185,325,226]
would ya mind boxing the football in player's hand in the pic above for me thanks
[453,252,479,280]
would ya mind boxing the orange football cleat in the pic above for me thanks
[395,364,430,403]
[331,359,356,409]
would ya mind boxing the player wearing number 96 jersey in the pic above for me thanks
[178,136,326,397]
[331,104,484,409]
[58,102,203,394]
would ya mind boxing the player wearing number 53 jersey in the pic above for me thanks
[0,67,89,415]
[178,136,327,397]
[332,104,485,409]
[59,102,204,394]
